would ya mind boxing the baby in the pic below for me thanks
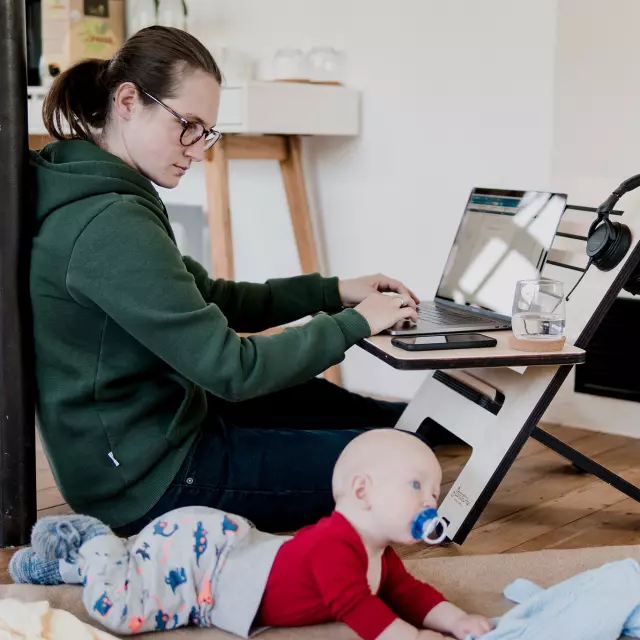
[11,429,493,640]
[257,428,493,640]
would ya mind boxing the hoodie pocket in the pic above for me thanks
[165,378,203,447]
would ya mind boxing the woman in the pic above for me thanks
[30,26,423,536]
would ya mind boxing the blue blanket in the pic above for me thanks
[468,558,640,640]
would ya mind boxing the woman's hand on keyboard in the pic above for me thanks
[338,273,419,308]
[354,293,418,336]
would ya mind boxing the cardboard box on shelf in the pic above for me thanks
[41,0,124,84]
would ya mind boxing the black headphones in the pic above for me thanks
[586,212,632,272]
[567,173,640,298]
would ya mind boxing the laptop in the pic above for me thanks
[387,187,568,336]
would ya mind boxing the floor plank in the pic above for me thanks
[510,497,640,552]
[458,467,640,555]
[473,433,640,528]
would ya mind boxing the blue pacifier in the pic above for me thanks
[411,508,448,545]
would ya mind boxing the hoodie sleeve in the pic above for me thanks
[66,202,371,402]
[181,256,344,333]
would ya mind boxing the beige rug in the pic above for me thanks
[1,544,639,638]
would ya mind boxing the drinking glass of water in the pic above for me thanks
[512,278,566,340]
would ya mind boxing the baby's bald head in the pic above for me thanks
[332,429,441,503]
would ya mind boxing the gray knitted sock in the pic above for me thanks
[9,547,63,585]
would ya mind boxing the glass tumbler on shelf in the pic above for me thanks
[511,278,566,340]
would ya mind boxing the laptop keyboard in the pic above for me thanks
[417,302,489,326]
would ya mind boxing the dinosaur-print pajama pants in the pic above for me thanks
[78,506,283,635]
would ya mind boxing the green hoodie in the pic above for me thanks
[30,140,371,527]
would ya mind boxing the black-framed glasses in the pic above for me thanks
[138,87,222,151]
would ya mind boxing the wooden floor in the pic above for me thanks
[0,424,639,582]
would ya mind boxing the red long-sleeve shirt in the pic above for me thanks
[257,511,446,639]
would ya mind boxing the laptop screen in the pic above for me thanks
[436,188,567,318]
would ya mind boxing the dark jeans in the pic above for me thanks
[116,378,440,536]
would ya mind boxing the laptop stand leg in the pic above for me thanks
[532,426,640,502]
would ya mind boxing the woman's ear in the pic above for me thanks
[112,81,139,121]
[352,473,372,510]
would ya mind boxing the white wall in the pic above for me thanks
[542,0,640,435]
[130,0,559,399]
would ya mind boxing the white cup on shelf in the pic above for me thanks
[305,47,345,84]
[271,48,308,82]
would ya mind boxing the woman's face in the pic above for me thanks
[111,69,221,189]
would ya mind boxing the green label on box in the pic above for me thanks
[84,0,109,18]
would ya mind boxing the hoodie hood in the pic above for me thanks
[30,139,165,225]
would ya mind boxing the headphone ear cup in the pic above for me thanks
[600,221,631,271]
[586,219,613,266]
[587,219,631,271]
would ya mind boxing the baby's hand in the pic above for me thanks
[450,614,495,639]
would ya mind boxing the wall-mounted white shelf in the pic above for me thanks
[27,81,360,136]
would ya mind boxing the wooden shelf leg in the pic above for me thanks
[205,139,234,280]
[280,135,342,387]
[279,135,320,274]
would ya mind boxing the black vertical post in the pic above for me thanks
[0,0,37,547]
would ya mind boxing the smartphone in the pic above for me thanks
[391,333,497,351]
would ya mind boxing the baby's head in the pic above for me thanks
[332,429,442,545]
